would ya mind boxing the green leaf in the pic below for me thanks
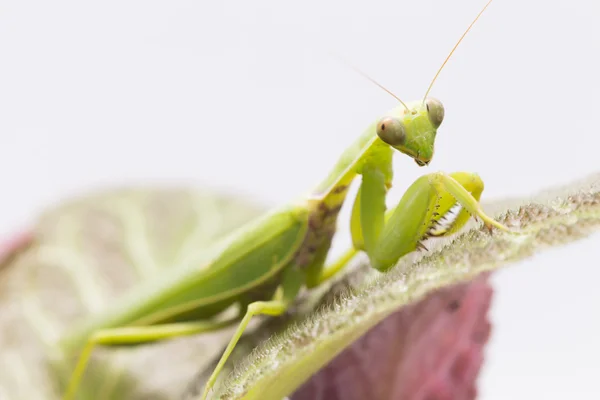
[191,173,600,400]
[0,187,265,400]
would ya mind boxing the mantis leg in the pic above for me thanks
[359,169,509,272]
[311,170,509,284]
[305,177,383,288]
[62,318,238,400]
[315,167,397,279]
[201,266,304,400]
[305,246,359,288]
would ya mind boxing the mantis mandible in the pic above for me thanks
[59,0,510,399]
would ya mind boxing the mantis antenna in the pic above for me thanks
[422,0,495,103]
[349,64,411,112]
[333,53,411,112]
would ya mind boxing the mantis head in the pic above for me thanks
[375,98,444,166]
[356,0,493,167]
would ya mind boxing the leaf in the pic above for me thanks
[3,174,600,400]
[0,187,266,400]
[290,273,493,400]
[188,173,600,400]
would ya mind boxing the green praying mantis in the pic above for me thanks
[59,0,513,399]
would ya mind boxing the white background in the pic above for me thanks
[1,1,599,398]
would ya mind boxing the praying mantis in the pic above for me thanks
[59,0,512,399]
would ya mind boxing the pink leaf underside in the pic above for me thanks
[292,273,493,400]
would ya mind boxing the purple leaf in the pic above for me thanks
[292,274,492,400]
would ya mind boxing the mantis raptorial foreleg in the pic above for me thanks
[356,170,508,272]
[309,170,508,286]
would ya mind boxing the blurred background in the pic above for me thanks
[1,1,599,399]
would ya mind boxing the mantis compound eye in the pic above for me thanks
[425,97,445,128]
[376,117,406,146]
